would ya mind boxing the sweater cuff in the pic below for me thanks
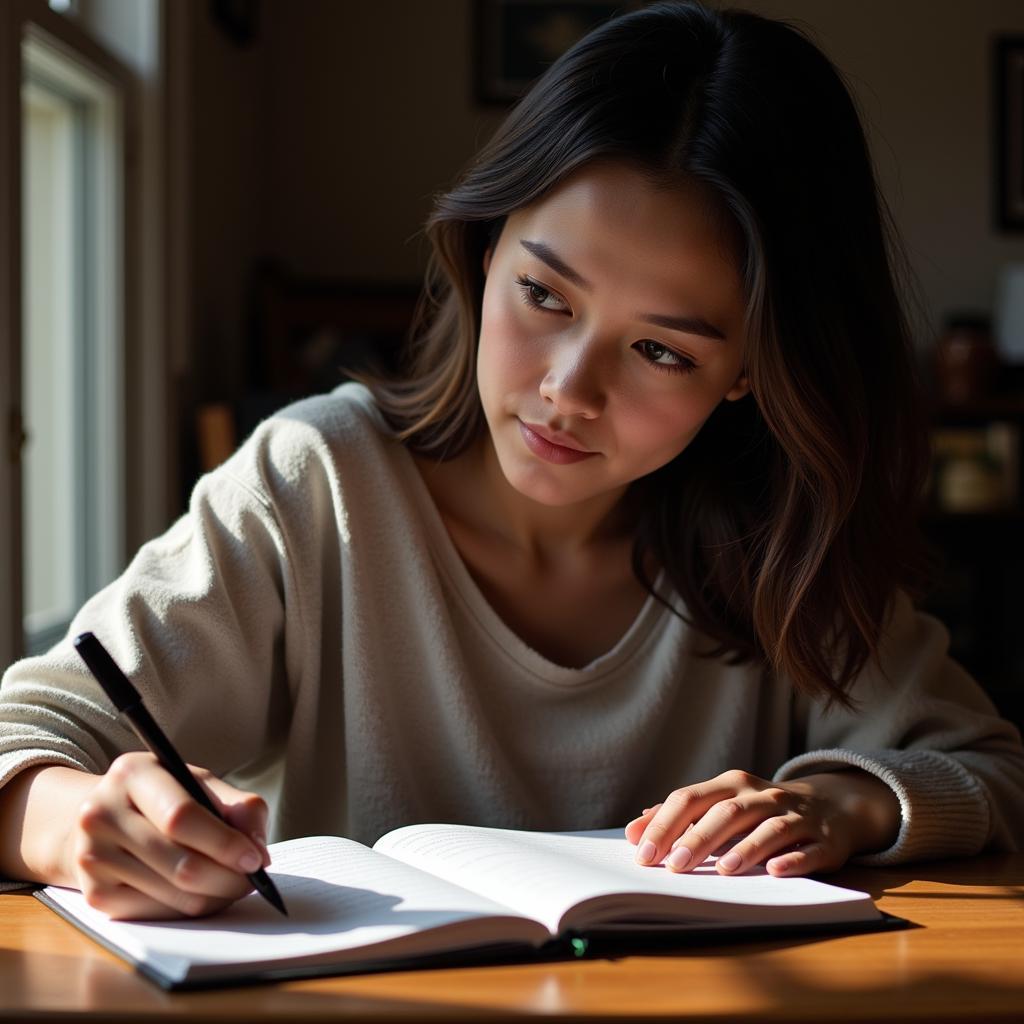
[773,748,990,865]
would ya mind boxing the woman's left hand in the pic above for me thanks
[625,768,901,877]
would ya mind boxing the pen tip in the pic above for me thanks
[258,879,289,917]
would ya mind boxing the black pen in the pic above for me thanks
[73,631,288,917]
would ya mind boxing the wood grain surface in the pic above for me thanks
[1,854,1022,1023]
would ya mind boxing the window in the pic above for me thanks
[21,30,125,653]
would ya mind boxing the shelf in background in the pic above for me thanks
[920,375,1024,731]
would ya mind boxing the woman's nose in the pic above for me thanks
[538,342,607,419]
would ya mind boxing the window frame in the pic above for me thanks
[0,0,139,668]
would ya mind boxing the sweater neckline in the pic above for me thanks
[392,437,671,688]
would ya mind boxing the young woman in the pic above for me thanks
[1,1,1022,920]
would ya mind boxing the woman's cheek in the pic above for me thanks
[480,303,543,383]
[617,386,718,465]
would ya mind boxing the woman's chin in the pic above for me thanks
[499,463,607,509]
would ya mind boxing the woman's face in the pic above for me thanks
[476,160,750,509]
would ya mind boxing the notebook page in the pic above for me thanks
[374,825,877,934]
[38,835,544,983]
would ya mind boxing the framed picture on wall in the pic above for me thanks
[995,35,1024,231]
[475,0,630,104]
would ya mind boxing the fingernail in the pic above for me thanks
[637,840,657,865]
[667,845,692,870]
[239,850,261,873]
[718,850,742,872]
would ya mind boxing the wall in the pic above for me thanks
[184,0,1024,409]
[261,0,504,281]
[737,0,1024,341]
[185,0,272,403]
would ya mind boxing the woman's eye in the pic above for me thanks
[515,275,567,312]
[513,279,697,377]
[633,339,697,376]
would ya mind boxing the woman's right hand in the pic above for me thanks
[68,751,270,920]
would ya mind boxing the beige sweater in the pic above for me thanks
[2,383,1022,891]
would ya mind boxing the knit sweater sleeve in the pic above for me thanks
[0,409,335,891]
[773,590,1024,865]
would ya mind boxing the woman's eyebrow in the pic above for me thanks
[519,238,727,341]
[521,239,592,289]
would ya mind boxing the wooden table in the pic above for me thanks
[2,854,1023,1023]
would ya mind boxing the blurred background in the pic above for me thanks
[1,0,1023,726]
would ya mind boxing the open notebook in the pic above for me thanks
[34,824,900,989]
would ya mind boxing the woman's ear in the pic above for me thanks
[724,371,750,402]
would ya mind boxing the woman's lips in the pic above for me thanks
[518,420,597,465]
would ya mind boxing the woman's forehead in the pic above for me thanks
[503,161,744,311]
[507,161,741,268]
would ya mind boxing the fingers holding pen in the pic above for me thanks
[193,768,272,870]
[112,754,268,874]
[75,840,241,920]
[72,752,270,918]
[71,634,283,918]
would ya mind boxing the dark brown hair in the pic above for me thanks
[363,0,932,706]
